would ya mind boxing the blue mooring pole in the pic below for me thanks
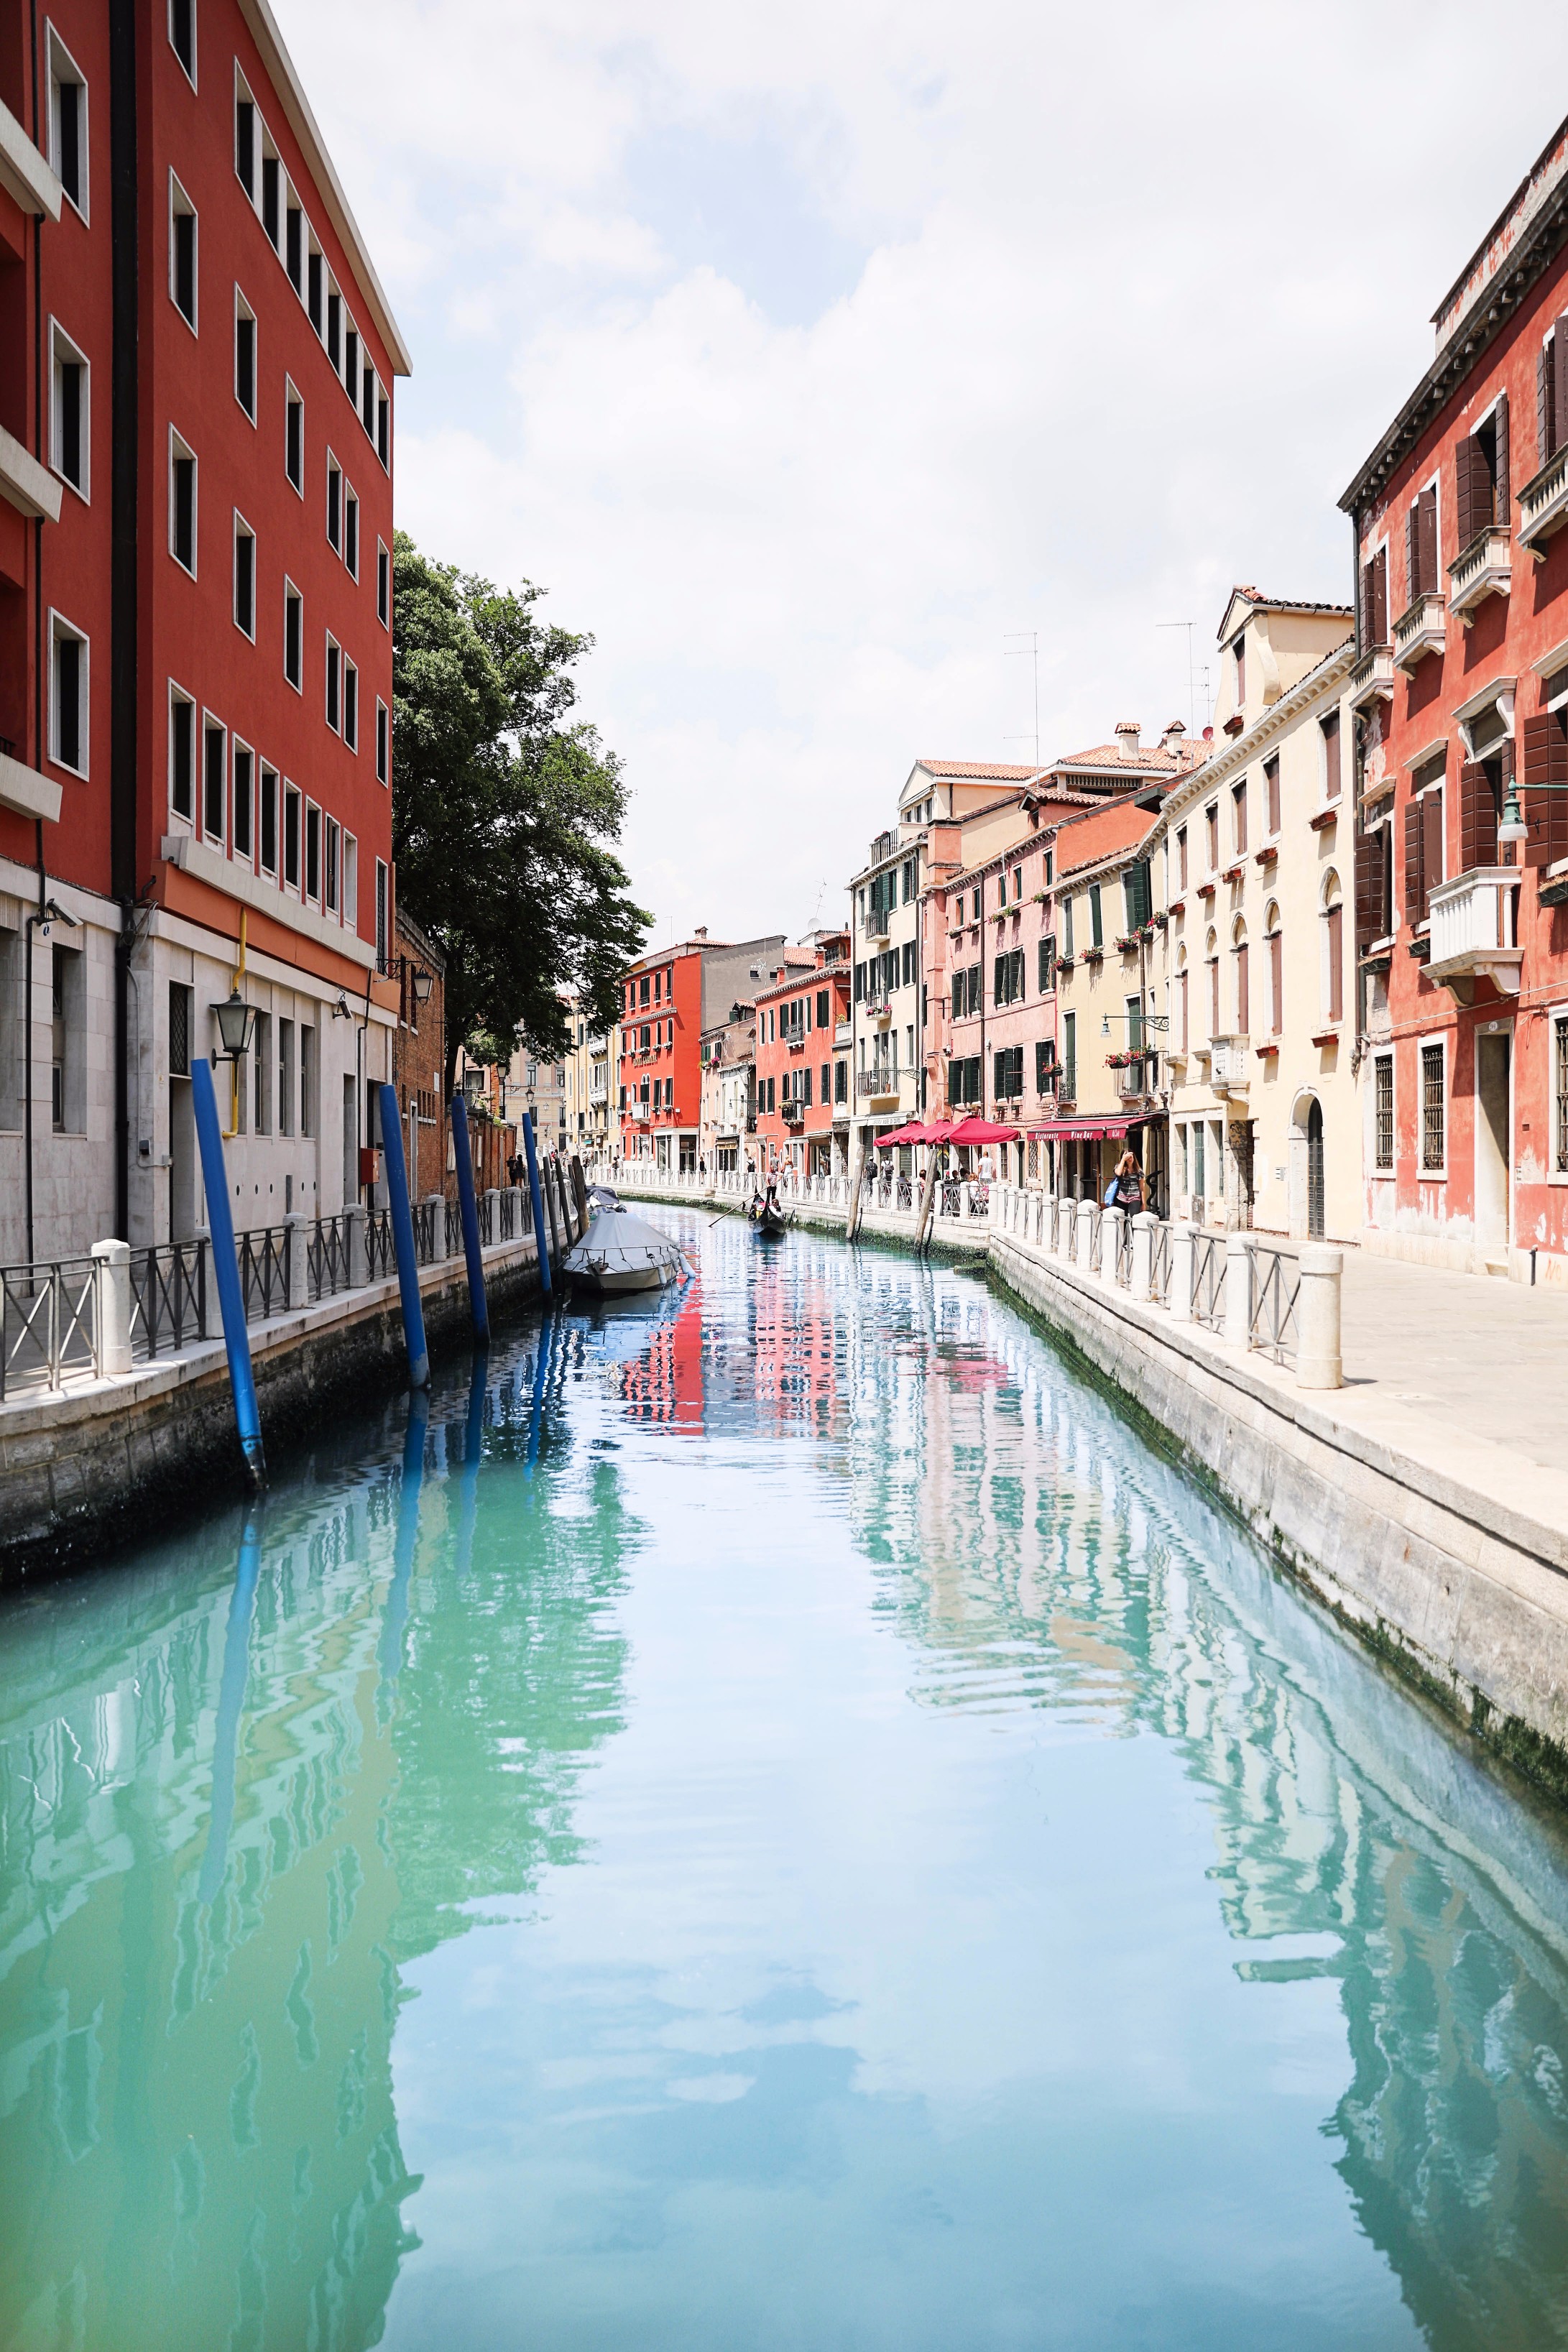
[448,1092,490,1344]
[191,1056,266,1488]
[521,1108,551,1299]
[377,1079,430,1387]
[198,1505,262,1905]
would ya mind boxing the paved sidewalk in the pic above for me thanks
[1340,1250,1568,1475]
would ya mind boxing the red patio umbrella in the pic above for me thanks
[945,1115,1020,1145]
[874,1122,924,1147]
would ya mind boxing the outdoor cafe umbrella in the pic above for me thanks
[944,1115,1021,1145]
[874,1122,926,1147]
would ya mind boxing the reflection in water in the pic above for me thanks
[0,1215,1565,2349]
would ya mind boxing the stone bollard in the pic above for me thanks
[424,1194,451,1262]
[285,1212,309,1309]
[1224,1230,1254,1350]
[505,1184,525,1242]
[484,1186,501,1248]
[92,1238,132,1376]
[344,1200,369,1287]
[1168,1221,1195,1323]
[1101,1205,1125,1283]
[1074,1197,1096,1270]
[1131,1211,1157,1304]
[1295,1244,1344,1390]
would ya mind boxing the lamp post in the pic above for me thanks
[211,987,259,1061]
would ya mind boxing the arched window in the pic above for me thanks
[1204,926,1219,1041]
[1231,916,1249,1035]
[1320,870,1344,1024]
[1264,900,1283,1036]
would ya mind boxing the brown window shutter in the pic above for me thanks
[1494,392,1510,522]
[1540,340,1555,466]
[1522,708,1568,867]
[1355,826,1383,941]
[1557,320,1568,458]
[1422,787,1444,907]
[1405,503,1419,605]
[1418,486,1438,592]
[1265,755,1281,833]
[1455,433,1475,551]
[1360,559,1374,654]
[1374,548,1389,642]
[1327,905,1344,1021]
[1403,798,1425,923]
[1322,713,1341,802]
[1458,760,1497,872]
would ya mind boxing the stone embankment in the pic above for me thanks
[609,1163,1568,1802]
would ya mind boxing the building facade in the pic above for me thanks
[1153,592,1357,1237]
[618,931,785,1171]
[389,905,444,1199]
[562,993,614,1149]
[1344,111,1568,1283]
[753,934,850,1175]
[698,1001,756,1174]
[0,0,409,1263]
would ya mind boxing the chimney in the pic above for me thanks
[693,925,708,941]
[1161,719,1186,754]
[1115,720,1141,760]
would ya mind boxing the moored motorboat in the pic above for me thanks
[563,1205,685,1294]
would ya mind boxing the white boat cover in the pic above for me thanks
[563,1206,686,1291]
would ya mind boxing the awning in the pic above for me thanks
[1032,1115,1148,1142]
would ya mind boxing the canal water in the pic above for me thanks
[4,1212,1568,2352]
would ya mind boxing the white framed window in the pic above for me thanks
[324,634,341,732]
[1319,869,1345,1025]
[1373,1048,1395,1174]
[375,696,388,783]
[201,712,225,844]
[343,658,358,751]
[326,451,341,552]
[306,236,323,334]
[285,379,303,493]
[305,798,322,903]
[232,738,254,864]
[343,831,358,925]
[343,484,358,578]
[169,173,197,330]
[324,814,340,913]
[48,612,88,777]
[283,579,302,690]
[343,313,359,407]
[233,65,254,198]
[1549,1007,1568,1182]
[49,320,88,499]
[377,387,389,471]
[282,779,301,891]
[377,538,389,627]
[259,129,281,250]
[361,360,377,441]
[1419,1034,1447,1177]
[47,24,88,220]
[234,287,255,420]
[168,426,196,572]
[375,859,388,971]
[326,280,341,369]
[233,511,254,639]
[259,762,279,876]
[168,0,195,86]
[168,681,195,823]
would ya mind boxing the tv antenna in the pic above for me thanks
[1156,620,1212,735]
[1003,631,1039,767]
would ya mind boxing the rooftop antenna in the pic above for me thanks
[1156,620,1213,734]
[1003,631,1039,767]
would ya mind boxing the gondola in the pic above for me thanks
[750,1201,791,1237]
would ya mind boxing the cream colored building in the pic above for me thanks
[562,993,615,1149]
[700,1002,757,1173]
[1151,589,1357,1237]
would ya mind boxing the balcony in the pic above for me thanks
[1349,645,1394,711]
[1447,526,1511,627]
[0,421,63,525]
[1518,442,1568,562]
[856,1069,900,1100]
[834,1020,852,1048]
[1393,591,1446,673]
[1115,1061,1153,1102]
[783,1099,806,1125]
[1425,867,1523,1002]
[1209,1036,1250,1094]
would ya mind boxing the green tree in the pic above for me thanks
[391,532,649,1092]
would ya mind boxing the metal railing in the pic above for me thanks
[1112,1216,1133,1288]
[1191,1231,1227,1331]
[1249,1243,1301,1365]
[412,1199,438,1265]
[366,1207,395,1281]
[307,1214,351,1301]
[0,1258,98,1399]
[1149,1220,1171,1305]
[130,1240,208,1360]
[238,1225,290,1324]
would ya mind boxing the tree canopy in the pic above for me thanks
[391,532,648,1089]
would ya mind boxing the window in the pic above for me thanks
[835,1060,847,1104]
[283,581,302,689]
[325,816,340,913]
[1405,484,1439,600]
[1061,897,1074,959]
[377,394,389,470]
[326,286,341,368]
[261,146,280,247]
[377,539,389,626]
[1322,711,1342,803]
[993,948,1025,1005]
[48,29,87,218]
[1232,635,1245,706]
[278,1018,295,1135]
[233,513,254,637]
[343,833,358,925]
[233,742,253,861]
[1034,1038,1057,1093]
[169,175,197,328]
[252,1011,271,1133]
[169,685,194,819]
[1322,876,1344,1023]
[169,429,196,572]
[361,361,376,438]
[259,764,278,875]
[51,944,84,1132]
[1176,954,1189,1053]
[1122,859,1151,931]
[376,698,389,784]
[325,637,340,732]
[1204,803,1219,871]
[343,660,358,752]
[375,861,388,972]
[49,614,88,775]
[50,323,88,497]
[284,382,303,493]
[1456,398,1508,548]
[1232,780,1248,856]
[1088,884,1102,948]
[343,323,358,407]
[1038,934,1056,993]
[286,199,302,291]
[1404,770,1444,925]
[305,802,321,900]
[344,488,359,578]
[234,76,254,193]
[300,1025,316,1138]
[1230,923,1248,1033]
[1207,929,1219,1038]
[202,716,224,841]
[1061,1012,1076,1098]
[1375,1052,1394,1172]
[993,1045,1024,1101]
[168,0,195,83]
[1360,543,1389,651]
[1264,755,1280,836]
[326,453,341,551]
[1192,1117,1205,1200]
[283,781,300,887]
[816,988,830,1028]
[234,290,255,420]
[1421,1042,1445,1172]
[1265,908,1283,1035]
[307,243,323,334]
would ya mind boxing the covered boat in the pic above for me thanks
[563,1204,686,1294]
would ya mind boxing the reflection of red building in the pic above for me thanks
[749,1261,843,1431]
[753,934,851,1176]
[617,1282,705,1428]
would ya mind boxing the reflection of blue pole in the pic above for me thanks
[198,1507,263,1905]
[525,1317,554,1473]
[191,1058,266,1487]
[379,1389,428,1701]
[521,1109,551,1299]
[449,1094,489,1343]
[378,1080,429,1387]
[456,1350,486,1574]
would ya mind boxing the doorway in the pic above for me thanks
[1475,1029,1511,1256]
[1306,1099,1324,1239]
[169,1078,195,1242]
[343,1073,359,1206]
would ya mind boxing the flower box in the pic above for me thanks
[1082,946,1104,965]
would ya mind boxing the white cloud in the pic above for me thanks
[275,0,1568,944]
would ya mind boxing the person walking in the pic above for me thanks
[1110,1148,1145,1213]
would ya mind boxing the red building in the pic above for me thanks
[1344,113,1568,1283]
[0,0,408,1260]
[618,929,785,1174]
[752,933,850,1176]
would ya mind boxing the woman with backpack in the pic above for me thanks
[1109,1149,1144,1214]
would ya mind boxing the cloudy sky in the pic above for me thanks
[277,0,1568,949]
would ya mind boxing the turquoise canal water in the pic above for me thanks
[4,1214,1568,2351]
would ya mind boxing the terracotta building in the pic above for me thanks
[753,933,850,1176]
[1343,110,1568,1283]
[617,930,784,1174]
[0,0,408,1260]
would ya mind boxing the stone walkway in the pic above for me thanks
[1339,1251,1568,1476]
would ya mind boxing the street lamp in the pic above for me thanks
[411,966,434,1004]
[211,988,258,1059]
[1498,779,1528,848]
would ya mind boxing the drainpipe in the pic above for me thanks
[109,0,139,1240]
